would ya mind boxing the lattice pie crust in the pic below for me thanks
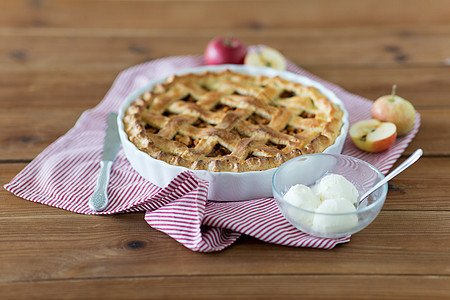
[123,70,344,172]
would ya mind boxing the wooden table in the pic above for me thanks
[1,0,449,298]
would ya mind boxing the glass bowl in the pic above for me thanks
[272,153,387,238]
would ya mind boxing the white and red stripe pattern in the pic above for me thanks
[4,49,420,252]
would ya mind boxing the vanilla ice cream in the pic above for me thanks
[311,198,358,233]
[283,173,360,234]
[314,174,359,205]
[283,184,321,226]
[283,184,321,211]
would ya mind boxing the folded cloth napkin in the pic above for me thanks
[4,51,420,252]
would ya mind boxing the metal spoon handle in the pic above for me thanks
[359,148,423,204]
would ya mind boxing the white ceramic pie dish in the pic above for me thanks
[117,64,349,201]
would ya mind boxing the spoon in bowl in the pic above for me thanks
[358,148,423,207]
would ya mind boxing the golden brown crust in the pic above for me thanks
[123,70,344,172]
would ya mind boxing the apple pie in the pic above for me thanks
[123,69,344,172]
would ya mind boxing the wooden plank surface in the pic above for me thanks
[0,208,448,280]
[2,0,450,29]
[1,158,449,282]
[2,26,450,69]
[1,275,449,300]
[1,0,449,298]
[2,66,449,111]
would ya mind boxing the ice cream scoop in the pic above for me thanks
[312,198,358,233]
[314,174,359,205]
[283,184,321,210]
[283,184,321,226]
[283,174,360,232]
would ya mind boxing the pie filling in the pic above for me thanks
[123,70,344,172]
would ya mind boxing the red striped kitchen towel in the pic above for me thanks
[4,50,420,252]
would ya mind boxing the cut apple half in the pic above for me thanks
[349,119,397,153]
[244,47,287,70]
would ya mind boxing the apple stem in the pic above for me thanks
[223,35,234,47]
[388,84,397,102]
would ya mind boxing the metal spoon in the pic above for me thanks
[358,148,423,206]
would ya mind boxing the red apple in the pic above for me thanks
[350,119,397,153]
[372,85,416,136]
[204,37,247,65]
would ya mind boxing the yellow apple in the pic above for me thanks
[350,119,397,152]
[372,86,416,136]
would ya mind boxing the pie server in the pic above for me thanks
[89,112,121,212]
